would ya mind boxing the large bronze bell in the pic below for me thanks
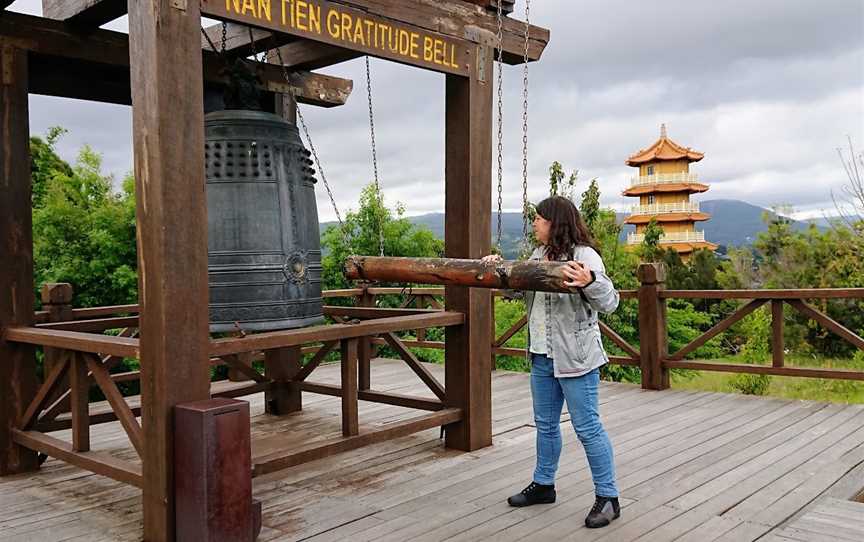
[204,109,324,332]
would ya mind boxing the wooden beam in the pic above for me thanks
[42,0,129,28]
[43,1,548,64]
[263,347,302,415]
[69,353,90,452]
[662,361,864,381]
[273,40,362,71]
[252,408,463,475]
[0,12,352,108]
[128,1,212,539]
[443,43,493,451]
[85,353,144,457]
[201,0,475,76]
[382,332,446,401]
[12,429,143,488]
[299,382,445,411]
[5,327,140,358]
[340,339,359,436]
[209,312,465,356]
[0,44,39,476]
[201,21,289,56]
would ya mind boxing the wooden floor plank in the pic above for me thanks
[2,359,864,542]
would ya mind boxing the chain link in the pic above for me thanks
[272,47,351,249]
[494,0,505,252]
[521,0,531,241]
[221,22,227,54]
[365,57,385,257]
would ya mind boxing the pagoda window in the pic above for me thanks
[647,165,655,176]
[648,194,656,204]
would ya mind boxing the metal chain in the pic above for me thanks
[494,0,505,252]
[221,22,227,54]
[365,57,385,257]
[521,0,531,241]
[272,47,350,249]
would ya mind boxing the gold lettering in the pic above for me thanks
[227,0,241,13]
[365,20,376,48]
[433,39,444,64]
[326,9,340,37]
[398,29,410,55]
[450,44,458,69]
[387,25,398,53]
[423,36,434,62]
[309,5,321,34]
[296,0,309,31]
[258,0,271,21]
[341,13,353,43]
[409,33,419,59]
[281,0,288,24]
[377,23,388,50]
[289,0,295,27]
[241,0,257,17]
[354,18,365,45]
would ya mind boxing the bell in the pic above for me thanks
[204,109,324,332]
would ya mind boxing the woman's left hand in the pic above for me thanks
[562,261,593,288]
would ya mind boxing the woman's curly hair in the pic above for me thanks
[536,196,599,261]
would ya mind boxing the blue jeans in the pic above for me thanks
[530,353,618,497]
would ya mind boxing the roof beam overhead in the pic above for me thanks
[0,12,353,108]
[42,0,128,28]
[42,1,548,64]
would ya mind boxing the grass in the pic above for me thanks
[672,354,864,404]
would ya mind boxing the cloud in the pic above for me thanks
[9,0,864,221]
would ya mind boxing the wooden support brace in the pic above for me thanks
[263,347,302,415]
[341,339,359,437]
[69,353,91,452]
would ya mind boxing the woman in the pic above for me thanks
[482,196,621,529]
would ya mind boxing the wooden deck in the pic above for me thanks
[2,358,864,541]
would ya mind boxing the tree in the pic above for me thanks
[32,142,138,308]
[320,183,444,290]
[548,161,578,200]
[30,127,72,209]
[637,218,664,262]
[833,136,864,240]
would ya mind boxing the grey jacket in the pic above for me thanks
[521,245,619,378]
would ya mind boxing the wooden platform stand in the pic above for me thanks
[0,1,550,540]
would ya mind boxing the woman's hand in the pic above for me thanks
[562,261,593,288]
[481,254,503,264]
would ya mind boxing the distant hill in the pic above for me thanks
[320,199,827,256]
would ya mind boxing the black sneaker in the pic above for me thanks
[585,495,620,528]
[507,482,556,507]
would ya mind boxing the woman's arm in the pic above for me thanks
[565,248,619,314]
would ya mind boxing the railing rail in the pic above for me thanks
[627,231,706,245]
[630,172,700,187]
[630,202,700,215]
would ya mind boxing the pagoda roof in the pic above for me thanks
[626,124,704,166]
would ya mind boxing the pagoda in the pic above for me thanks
[623,124,718,260]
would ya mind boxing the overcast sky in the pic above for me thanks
[12,0,864,221]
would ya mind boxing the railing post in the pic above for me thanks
[638,263,668,390]
[357,284,374,391]
[264,347,302,415]
[1,44,39,476]
[41,283,74,404]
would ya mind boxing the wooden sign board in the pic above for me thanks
[201,0,474,76]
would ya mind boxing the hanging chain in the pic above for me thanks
[521,0,531,241]
[365,57,385,257]
[494,0,505,252]
[221,22,227,54]
[271,47,350,249]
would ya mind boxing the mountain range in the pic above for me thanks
[321,199,829,258]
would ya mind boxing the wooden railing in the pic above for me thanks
[24,262,864,401]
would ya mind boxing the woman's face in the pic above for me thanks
[533,214,552,245]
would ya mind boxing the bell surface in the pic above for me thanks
[205,109,324,333]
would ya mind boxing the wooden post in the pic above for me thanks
[638,263,668,390]
[357,285,374,390]
[772,299,784,368]
[69,353,90,452]
[341,338,359,437]
[443,43,493,451]
[264,347,302,415]
[490,295,497,371]
[128,2,211,539]
[0,44,39,476]
[41,283,74,404]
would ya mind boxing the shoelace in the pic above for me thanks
[590,498,607,515]
[522,482,540,495]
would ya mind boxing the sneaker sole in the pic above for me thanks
[507,496,557,507]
